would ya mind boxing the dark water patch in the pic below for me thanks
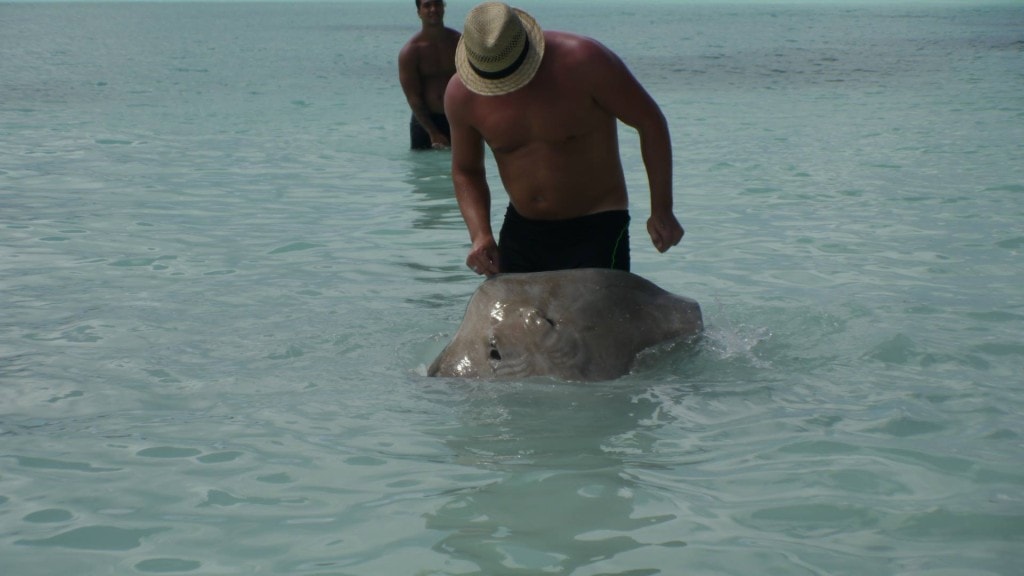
[868,416,947,438]
[742,503,880,536]
[196,451,243,464]
[861,333,992,370]
[135,558,203,573]
[825,468,913,497]
[995,236,1024,250]
[136,446,202,459]
[197,489,308,507]
[268,241,325,255]
[47,390,84,403]
[16,525,167,550]
[345,455,387,466]
[984,428,1019,441]
[777,440,859,455]
[9,455,120,473]
[890,508,1024,542]
[982,183,1024,193]
[23,323,102,343]
[740,186,782,195]
[23,508,74,523]
[267,344,304,360]
[256,472,294,484]
[0,353,41,381]
[876,447,974,475]
[972,342,1024,357]
[109,256,177,267]
[864,333,917,364]
[144,368,181,384]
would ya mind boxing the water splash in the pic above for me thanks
[700,295,774,369]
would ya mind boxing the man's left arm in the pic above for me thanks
[590,42,684,253]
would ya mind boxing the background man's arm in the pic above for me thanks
[398,45,449,148]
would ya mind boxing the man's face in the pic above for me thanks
[418,0,445,23]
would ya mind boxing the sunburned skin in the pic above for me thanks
[446,23,684,276]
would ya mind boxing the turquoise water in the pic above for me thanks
[2,1,1023,574]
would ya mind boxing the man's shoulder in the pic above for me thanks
[445,73,471,103]
[547,31,611,62]
[401,29,460,54]
[399,33,424,58]
[547,30,600,46]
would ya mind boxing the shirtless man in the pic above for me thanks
[398,0,461,150]
[445,2,684,275]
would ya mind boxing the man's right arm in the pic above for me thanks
[398,44,447,147]
[447,83,500,275]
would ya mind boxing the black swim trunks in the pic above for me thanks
[409,113,451,150]
[498,204,631,273]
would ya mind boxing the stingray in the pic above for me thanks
[428,268,703,381]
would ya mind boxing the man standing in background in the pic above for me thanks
[399,0,461,150]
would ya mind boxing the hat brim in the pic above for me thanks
[455,8,545,96]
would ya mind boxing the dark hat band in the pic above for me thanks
[468,36,531,81]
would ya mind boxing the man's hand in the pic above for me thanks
[466,238,501,276]
[647,212,684,253]
[430,133,451,150]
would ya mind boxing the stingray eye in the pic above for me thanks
[490,348,502,361]
[544,317,556,327]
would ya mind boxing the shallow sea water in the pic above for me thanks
[1,1,1023,574]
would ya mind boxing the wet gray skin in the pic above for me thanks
[429,269,703,381]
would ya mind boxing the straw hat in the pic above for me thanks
[455,2,545,96]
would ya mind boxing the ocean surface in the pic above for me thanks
[2,1,1023,574]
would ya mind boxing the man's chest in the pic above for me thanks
[475,96,603,153]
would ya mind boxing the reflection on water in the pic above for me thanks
[423,381,675,573]
[398,149,475,313]
[403,150,462,232]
